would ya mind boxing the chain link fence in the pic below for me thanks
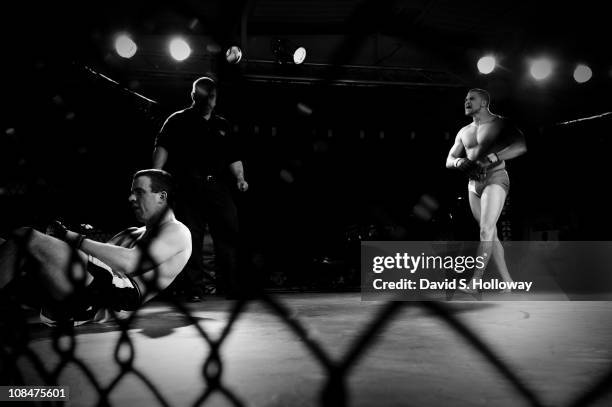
[1,229,612,406]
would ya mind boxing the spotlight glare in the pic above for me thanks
[477,55,496,74]
[225,45,243,64]
[114,33,137,59]
[573,64,592,83]
[529,57,553,81]
[169,38,191,61]
[293,47,307,65]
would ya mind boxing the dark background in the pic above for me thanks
[2,1,611,286]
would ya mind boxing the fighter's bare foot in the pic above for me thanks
[459,286,478,295]
[459,278,480,294]
[459,279,482,300]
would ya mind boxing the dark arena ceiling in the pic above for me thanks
[5,0,612,124]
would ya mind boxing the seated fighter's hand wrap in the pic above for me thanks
[46,220,85,249]
[46,220,68,240]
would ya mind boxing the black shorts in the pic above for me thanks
[40,256,142,326]
[85,255,142,312]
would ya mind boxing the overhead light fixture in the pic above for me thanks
[169,37,191,61]
[225,45,243,64]
[272,38,307,65]
[293,47,307,65]
[477,55,496,74]
[529,57,554,81]
[114,33,137,59]
[573,64,592,83]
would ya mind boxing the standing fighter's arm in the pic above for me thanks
[490,127,527,162]
[478,123,527,165]
[446,130,475,172]
[446,132,465,168]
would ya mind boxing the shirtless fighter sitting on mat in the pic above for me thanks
[0,169,191,325]
[445,88,527,294]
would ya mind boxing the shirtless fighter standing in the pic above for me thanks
[446,88,527,294]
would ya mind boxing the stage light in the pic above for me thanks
[225,45,243,64]
[529,57,553,81]
[297,102,312,115]
[477,55,496,74]
[573,64,592,83]
[114,33,137,59]
[293,47,307,65]
[169,37,191,61]
[272,39,307,64]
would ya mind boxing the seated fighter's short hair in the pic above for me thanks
[468,88,491,106]
[191,76,217,100]
[133,169,175,206]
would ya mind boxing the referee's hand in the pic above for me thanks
[237,179,249,192]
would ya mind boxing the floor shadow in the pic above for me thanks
[4,308,217,341]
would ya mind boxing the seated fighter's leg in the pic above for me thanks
[0,235,22,290]
[0,227,91,302]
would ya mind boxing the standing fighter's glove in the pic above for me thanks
[454,158,477,172]
[485,152,500,164]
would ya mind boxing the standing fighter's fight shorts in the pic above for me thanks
[40,255,142,326]
[468,168,510,198]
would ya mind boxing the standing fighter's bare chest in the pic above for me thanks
[460,123,496,149]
